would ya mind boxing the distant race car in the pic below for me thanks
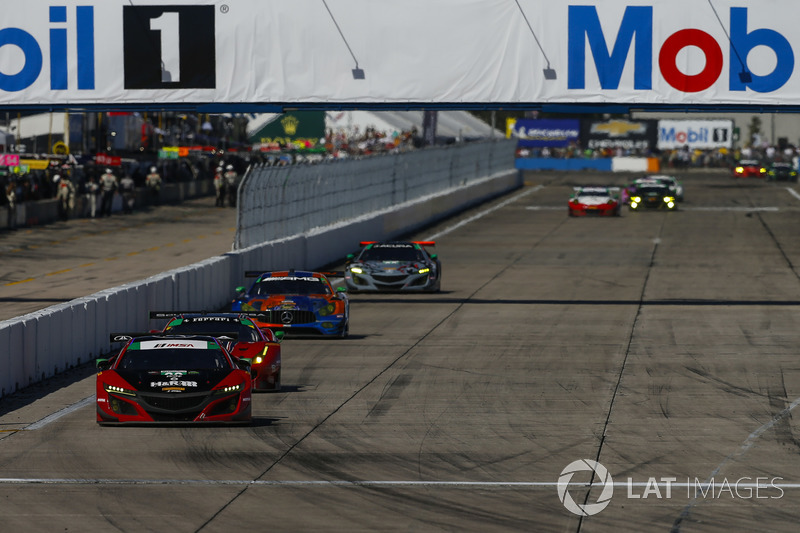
[767,162,798,182]
[345,241,442,292]
[96,335,253,425]
[627,175,684,202]
[148,311,283,392]
[646,175,684,201]
[568,186,621,217]
[628,182,677,211]
[231,270,350,337]
[732,159,767,178]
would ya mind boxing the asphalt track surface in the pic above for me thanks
[0,198,239,321]
[2,170,800,532]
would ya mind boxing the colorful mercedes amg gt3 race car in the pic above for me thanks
[568,187,621,217]
[344,241,441,292]
[231,270,349,337]
[96,335,253,425]
[148,312,283,392]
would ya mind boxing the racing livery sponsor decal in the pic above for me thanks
[122,5,215,90]
[261,277,320,282]
[151,370,198,389]
[138,340,209,350]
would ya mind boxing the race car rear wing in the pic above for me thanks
[318,271,345,279]
[148,311,271,320]
[244,271,345,278]
[110,332,240,343]
[358,241,436,247]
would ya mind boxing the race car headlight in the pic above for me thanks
[349,267,363,274]
[254,356,263,364]
[215,384,242,394]
[418,268,430,274]
[632,196,641,203]
[105,384,136,397]
[318,303,336,316]
[663,197,674,203]
[760,168,767,173]
[668,201,675,209]
[630,202,638,209]
[735,167,744,173]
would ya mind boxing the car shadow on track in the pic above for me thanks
[349,297,800,306]
[0,361,96,418]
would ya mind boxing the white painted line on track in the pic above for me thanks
[786,187,800,201]
[0,479,798,489]
[681,206,779,212]
[525,206,781,212]
[425,185,544,240]
[24,396,94,430]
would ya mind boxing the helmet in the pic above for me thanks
[106,168,112,173]
[53,174,61,182]
[150,166,157,173]
[226,165,234,170]
[217,166,223,172]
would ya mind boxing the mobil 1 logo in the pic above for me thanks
[122,5,215,89]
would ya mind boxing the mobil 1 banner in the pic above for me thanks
[658,120,734,150]
[581,119,657,152]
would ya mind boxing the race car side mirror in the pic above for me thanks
[336,286,347,293]
[235,286,245,294]
[274,331,285,341]
[346,254,355,260]
[96,358,111,370]
[430,254,437,259]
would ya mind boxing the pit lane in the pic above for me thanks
[2,170,800,532]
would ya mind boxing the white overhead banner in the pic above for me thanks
[0,1,798,107]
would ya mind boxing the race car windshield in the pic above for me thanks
[165,322,261,342]
[119,349,230,370]
[577,191,608,199]
[253,279,331,295]
[359,247,425,262]
[639,186,668,194]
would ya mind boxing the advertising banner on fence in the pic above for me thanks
[508,119,580,148]
[2,1,800,108]
[657,120,734,150]
[581,120,657,152]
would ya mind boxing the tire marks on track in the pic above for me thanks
[195,184,564,533]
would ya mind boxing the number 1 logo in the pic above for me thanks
[122,5,215,90]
